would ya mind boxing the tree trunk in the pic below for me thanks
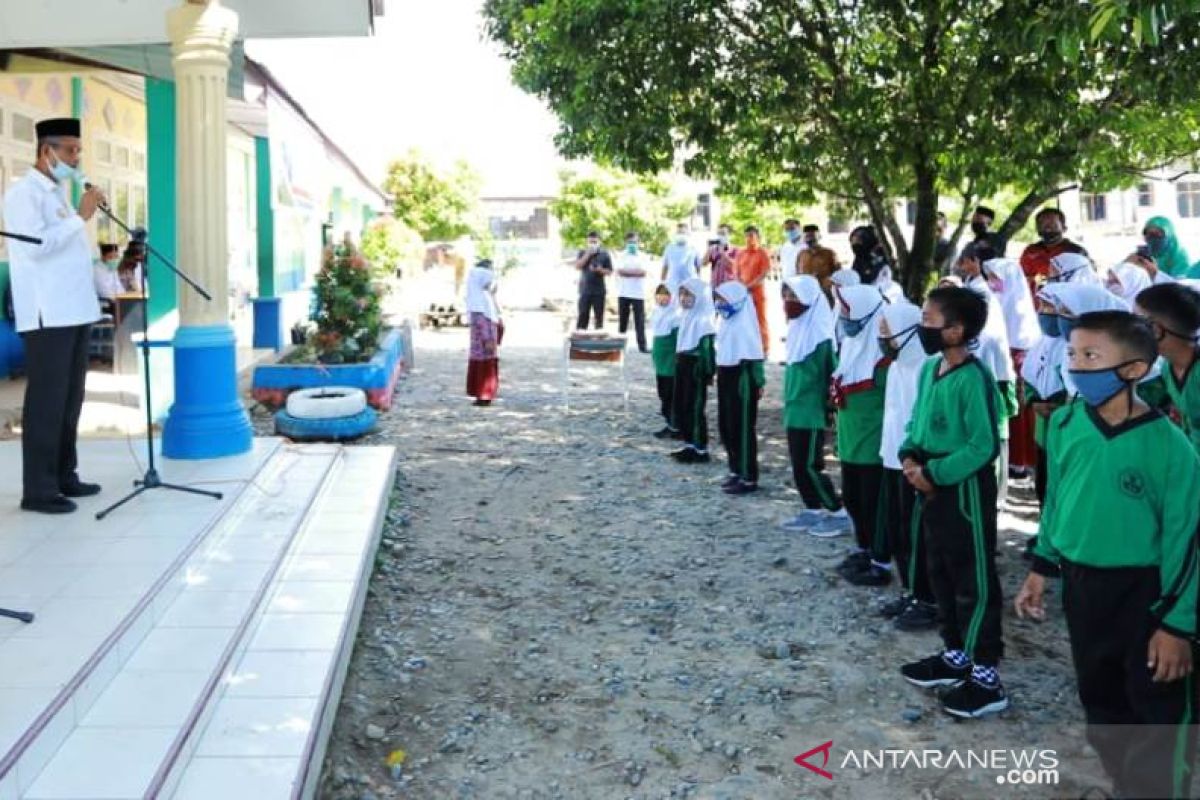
[997,184,1079,246]
[904,165,939,301]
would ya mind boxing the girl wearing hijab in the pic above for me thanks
[465,259,502,406]
[1104,262,1152,304]
[1022,285,1071,507]
[877,300,937,631]
[1143,216,1192,278]
[961,271,1018,502]
[714,281,766,494]
[779,276,846,534]
[650,283,681,438]
[981,256,1042,479]
[831,284,892,586]
[1046,252,1101,285]
[671,277,717,464]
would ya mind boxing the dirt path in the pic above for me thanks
[314,309,1104,800]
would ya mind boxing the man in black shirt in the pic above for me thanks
[575,231,613,329]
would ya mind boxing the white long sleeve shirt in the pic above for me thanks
[3,170,100,332]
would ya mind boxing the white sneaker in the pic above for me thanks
[808,515,851,538]
[780,510,826,531]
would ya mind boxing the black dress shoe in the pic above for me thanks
[61,481,101,498]
[21,495,78,514]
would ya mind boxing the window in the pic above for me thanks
[1178,181,1200,219]
[694,193,712,229]
[1138,182,1154,207]
[905,200,917,226]
[132,150,145,172]
[828,216,849,234]
[131,186,146,229]
[11,113,34,144]
[96,140,112,165]
[1081,192,1107,222]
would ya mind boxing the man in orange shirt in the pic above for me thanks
[734,225,771,355]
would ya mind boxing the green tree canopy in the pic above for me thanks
[484,0,1200,296]
[382,149,483,243]
[550,166,695,254]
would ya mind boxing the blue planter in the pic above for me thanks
[252,326,407,410]
[251,296,284,351]
[0,320,23,378]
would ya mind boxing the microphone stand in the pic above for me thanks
[92,200,223,520]
[0,230,40,622]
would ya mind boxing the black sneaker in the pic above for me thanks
[894,600,939,631]
[673,448,711,464]
[900,654,971,689]
[941,677,1010,719]
[720,474,741,489]
[60,480,101,498]
[653,427,679,440]
[20,495,78,515]
[879,594,912,618]
[835,550,871,576]
[723,480,758,496]
[669,447,691,461]
[843,563,892,587]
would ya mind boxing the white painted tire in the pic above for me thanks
[285,387,368,420]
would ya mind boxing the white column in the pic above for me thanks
[167,0,237,327]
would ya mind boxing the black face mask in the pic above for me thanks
[970,221,988,237]
[1039,230,1063,245]
[917,325,947,355]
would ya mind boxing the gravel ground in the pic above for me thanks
[257,307,1115,800]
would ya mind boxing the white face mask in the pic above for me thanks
[48,152,78,182]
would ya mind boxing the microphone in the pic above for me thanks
[83,180,110,212]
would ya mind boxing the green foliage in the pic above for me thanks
[550,166,695,254]
[360,217,424,279]
[311,241,385,364]
[717,192,821,247]
[484,0,1200,297]
[382,149,483,242]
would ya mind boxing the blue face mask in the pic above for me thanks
[785,228,801,242]
[48,153,78,182]
[838,305,879,338]
[625,243,638,254]
[1069,362,1141,408]
[1037,312,1061,338]
[715,300,741,319]
[1059,316,1079,341]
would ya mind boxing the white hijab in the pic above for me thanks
[1050,252,1101,285]
[982,257,1041,350]
[784,275,835,365]
[1106,263,1152,304]
[830,268,861,289]
[874,265,905,303]
[676,277,717,353]
[651,283,680,337]
[832,284,886,386]
[882,301,924,369]
[715,281,765,366]
[965,277,1014,381]
[465,265,500,322]
[880,301,925,469]
[1041,283,1135,395]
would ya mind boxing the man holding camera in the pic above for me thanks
[3,117,105,514]
[575,231,613,330]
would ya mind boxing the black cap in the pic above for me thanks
[35,118,81,138]
[784,218,800,226]
[973,205,996,221]
[802,224,819,233]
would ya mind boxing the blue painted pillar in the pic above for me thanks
[162,325,252,458]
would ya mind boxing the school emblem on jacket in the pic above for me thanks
[1118,468,1146,499]
[931,412,949,434]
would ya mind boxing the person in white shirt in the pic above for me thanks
[777,217,805,280]
[3,117,106,514]
[93,242,122,301]
[617,232,650,352]
[660,223,700,292]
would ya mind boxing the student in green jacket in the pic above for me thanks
[714,281,765,495]
[650,283,681,439]
[830,284,891,586]
[1016,310,1200,800]
[1135,282,1200,457]
[779,275,848,535]
[898,287,1006,719]
[670,277,716,464]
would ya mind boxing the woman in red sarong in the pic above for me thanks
[465,259,503,406]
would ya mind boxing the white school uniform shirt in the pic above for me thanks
[617,251,649,299]
[778,239,804,280]
[878,302,925,470]
[3,170,100,332]
[662,242,700,291]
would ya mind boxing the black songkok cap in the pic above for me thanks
[974,205,996,221]
[35,118,81,138]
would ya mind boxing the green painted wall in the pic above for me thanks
[254,136,275,298]
[145,78,178,324]
[70,77,83,207]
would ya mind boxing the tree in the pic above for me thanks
[550,166,695,254]
[484,0,1200,297]
[382,149,483,243]
[360,217,425,279]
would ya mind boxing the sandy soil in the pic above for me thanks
[308,305,1115,800]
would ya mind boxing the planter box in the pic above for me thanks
[251,324,409,411]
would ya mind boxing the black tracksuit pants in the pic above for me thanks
[673,354,708,452]
[885,468,933,603]
[841,462,887,561]
[21,324,90,501]
[716,364,759,483]
[655,375,675,427]
[1062,561,1198,800]
[577,292,605,330]
[617,297,646,351]
[923,467,1003,666]
[786,428,841,511]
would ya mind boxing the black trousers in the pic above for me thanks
[885,468,933,603]
[672,354,708,452]
[617,297,647,351]
[923,468,1003,666]
[1035,443,1048,508]
[655,375,675,427]
[841,462,886,560]
[577,293,605,330]
[716,364,759,483]
[786,428,840,511]
[1062,560,1198,800]
[21,324,90,500]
